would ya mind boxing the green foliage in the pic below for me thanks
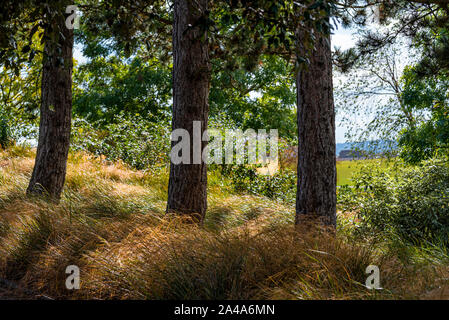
[346,160,449,246]
[73,47,297,140]
[412,27,449,78]
[210,0,335,68]
[219,165,296,203]
[401,66,449,111]
[398,66,449,164]
[337,185,358,214]
[210,55,297,140]
[399,117,449,164]
[80,0,171,60]
[71,113,170,171]
[0,33,42,142]
[0,0,74,76]
[206,114,296,203]
[73,54,172,126]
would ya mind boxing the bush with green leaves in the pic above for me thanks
[71,113,171,171]
[346,160,449,246]
[218,164,296,203]
[337,185,359,213]
[398,113,449,164]
[0,108,37,148]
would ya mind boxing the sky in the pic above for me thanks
[331,27,358,143]
[74,27,359,144]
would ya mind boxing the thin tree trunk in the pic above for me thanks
[166,0,210,222]
[295,29,337,227]
[27,14,73,200]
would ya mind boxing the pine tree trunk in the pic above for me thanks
[27,16,73,200]
[295,30,337,227]
[167,0,210,222]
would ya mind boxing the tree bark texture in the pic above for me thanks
[167,0,210,222]
[27,12,74,200]
[295,30,337,227]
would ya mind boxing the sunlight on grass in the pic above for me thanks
[337,159,392,186]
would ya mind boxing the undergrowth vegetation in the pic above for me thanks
[340,159,449,246]
[218,164,296,203]
[0,146,448,299]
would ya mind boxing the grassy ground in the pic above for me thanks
[0,146,448,299]
[337,159,392,185]
[283,158,391,186]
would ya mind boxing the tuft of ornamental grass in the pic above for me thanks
[80,218,449,300]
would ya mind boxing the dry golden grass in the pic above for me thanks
[0,146,448,300]
[78,219,449,300]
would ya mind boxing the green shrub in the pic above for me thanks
[347,160,449,245]
[218,165,296,203]
[71,112,241,172]
[337,185,359,213]
[71,113,170,171]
